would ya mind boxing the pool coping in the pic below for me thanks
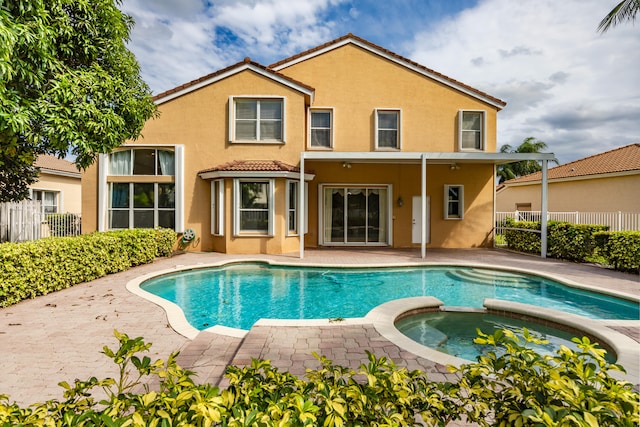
[125,257,639,380]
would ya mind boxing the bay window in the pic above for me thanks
[234,179,274,235]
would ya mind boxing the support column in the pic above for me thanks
[299,153,305,259]
[540,159,548,258]
[421,154,427,259]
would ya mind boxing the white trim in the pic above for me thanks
[174,145,184,233]
[444,184,464,220]
[374,108,402,150]
[98,154,108,232]
[210,180,224,236]
[229,96,286,144]
[458,110,486,152]
[301,151,557,164]
[37,168,81,179]
[286,180,298,236]
[271,36,505,109]
[156,63,314,105]
[308,107,334,150]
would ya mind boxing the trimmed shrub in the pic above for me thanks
[0,229,176,307]
[503,217,541,254]
[548,222,609,262]
[595,231,640,273]
[1,330,637,426]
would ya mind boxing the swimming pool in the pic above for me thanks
[140,263,640,330]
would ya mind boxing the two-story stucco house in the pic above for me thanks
[82,34,554,257]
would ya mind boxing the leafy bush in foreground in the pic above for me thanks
[595,231,640,273]
[0,228,177,307]
[1,330,637,426]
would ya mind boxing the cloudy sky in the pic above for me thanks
[119,0,639,164]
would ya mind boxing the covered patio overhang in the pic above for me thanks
[299,151,557,259]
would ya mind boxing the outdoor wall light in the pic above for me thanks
[397,196,404,207]
[342,162,352,168]
[450,163,460,170]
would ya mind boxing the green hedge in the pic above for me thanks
[503,217,541,254]
[548,222,609,262]
[595,231,640,273]
[1,330,637,426]
[0,229,177,308]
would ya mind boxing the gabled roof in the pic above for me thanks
[35,155,81,178]
[153,58,315,105]
[270,33,506,110]
[504,143,640,185]
[153,33,505,109]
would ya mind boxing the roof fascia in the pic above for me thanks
[38,168,81,179]
[271,37,505,110]
[156,63,315,105]
[505,169,640,187]
[302,151,557,164]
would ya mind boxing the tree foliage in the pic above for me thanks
[0,0,158,201]
[497,137,556,184]
[598,0,640,33]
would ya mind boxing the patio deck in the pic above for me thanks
[1,248,638,424]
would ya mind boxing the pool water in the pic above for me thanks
[141,263,640,330]
[395,311,616,362]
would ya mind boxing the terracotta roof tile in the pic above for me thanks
[199,160,303,174]
[35,155,79,175]
[153,58,314,101]
[269,33,506,108]
[505,143,640,184]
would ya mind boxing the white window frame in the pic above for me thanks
[210,179,224,236]
[444,184,464,220]
[229,96,286,144]
[108,182,176,229]
[458,110,486,151]
[308,108,334,149]
[31,189,60,214]
[375,108,401,150]
[233,178,275,236]
[98,145,184,233]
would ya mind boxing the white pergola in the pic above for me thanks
[299,151,557,259]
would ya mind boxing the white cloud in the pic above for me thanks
[407,0,640,163]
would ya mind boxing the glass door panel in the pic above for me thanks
[324,188,344,243]
[347,188,366,242]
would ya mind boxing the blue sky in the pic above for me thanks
[119,0,639,164]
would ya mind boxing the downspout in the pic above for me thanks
[421,153,427,259]
[299,152,305,259]
[540,159,548,258]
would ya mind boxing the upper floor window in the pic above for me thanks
[444,185,464,220]
[459,111,485,151]
[310,109,333,148]
[375,109,401,149]
[231,97,284,143]
[109,148,175,175]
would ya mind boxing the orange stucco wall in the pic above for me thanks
[496,174,640,212]
[82,40,501,254]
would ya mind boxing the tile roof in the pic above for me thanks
[153,58,315,102]
[199,160,302,174]
[269,33,506,108]
[504,143,640,184]
[35,155,79,175]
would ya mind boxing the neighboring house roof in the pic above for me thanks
[153,33,505,109]
[35,155,81,178]
[503,143,640,185]
[270,33,506,109]
[153,58,315,105]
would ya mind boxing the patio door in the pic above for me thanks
[322,186,389,245]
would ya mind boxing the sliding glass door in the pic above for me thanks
[323,186,388,245]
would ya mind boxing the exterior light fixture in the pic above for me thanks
[342,162,352,168]
[397,196,404,207]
